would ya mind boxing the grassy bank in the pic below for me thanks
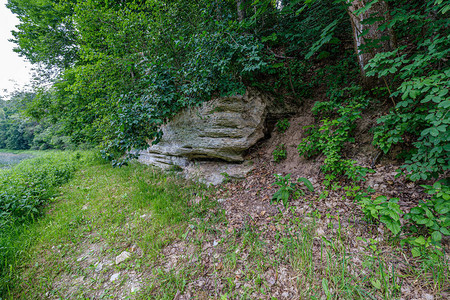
[1,154,448,299]
[1,154,216,299]
[0,151,98,296]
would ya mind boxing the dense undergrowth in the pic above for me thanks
[0,151,97,295]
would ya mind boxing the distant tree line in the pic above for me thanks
[0,92,76,150]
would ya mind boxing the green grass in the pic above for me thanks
[0,151,98,296]
[1,153,448,299]
[2,157,217,299]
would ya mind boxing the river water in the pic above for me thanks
[0,152,36,169]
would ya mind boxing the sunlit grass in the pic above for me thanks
[1,154,447,299]
[3,158,216,299]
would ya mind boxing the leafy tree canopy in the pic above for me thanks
[7,0,450,178]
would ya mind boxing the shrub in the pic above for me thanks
[357,182,450,257]
[403,182,450,255]
[359,195,403,236]
[272,144,287,163]
[276,118,290,133]
[366,34,450,181]
[298,87,372,182]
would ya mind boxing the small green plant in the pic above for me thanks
[275,118,290,133]
[272,144,287,163]
[220,172,232,183]
[298,87,372,182]
[271,174,314,208]
[359,196,403,236]
[403,182,450,254]
[168,165,183,172]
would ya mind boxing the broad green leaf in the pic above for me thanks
[411,247,421,257]
[440,227,450,235]
[414,236,426,246]
[410,207,423,214]
[298,177,314,192]
[431,231,442,242]
[429,128,439,137]
[437,100,450,108]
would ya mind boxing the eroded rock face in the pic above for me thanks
[138,88,296,184]
[140,89,268,162]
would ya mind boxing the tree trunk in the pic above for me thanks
[237,0,246,22]
[347,0,396,87]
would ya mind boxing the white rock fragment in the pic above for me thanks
[110,272,120,282]
[423,294,434,300]
[94,262,103,272]
[73,276,84,284]
[400,286,411,294]
[115,251,131,264]
[131,283,141,293]
[316,228,325,236]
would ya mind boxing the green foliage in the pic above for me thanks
[0,152,90,226]
[358,183,449,257]
[305,17,343,60]
[272,144,287,163]
[279,0,349,58]
[404,182,450,246]
[0,92,75,151]
[16,0,269,164]
[7,0,78,69]
[271,174,314,208]
[0,151,96,294]
[255,59,312,97]
[365,4,450,180]
[276,118,290,133]
[0,94,34,150]
[359,196,403,236]
[298,88,372,182]
[9,0,449,180]
[7,0,354,165]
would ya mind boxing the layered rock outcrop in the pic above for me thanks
[138,88,296,184]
